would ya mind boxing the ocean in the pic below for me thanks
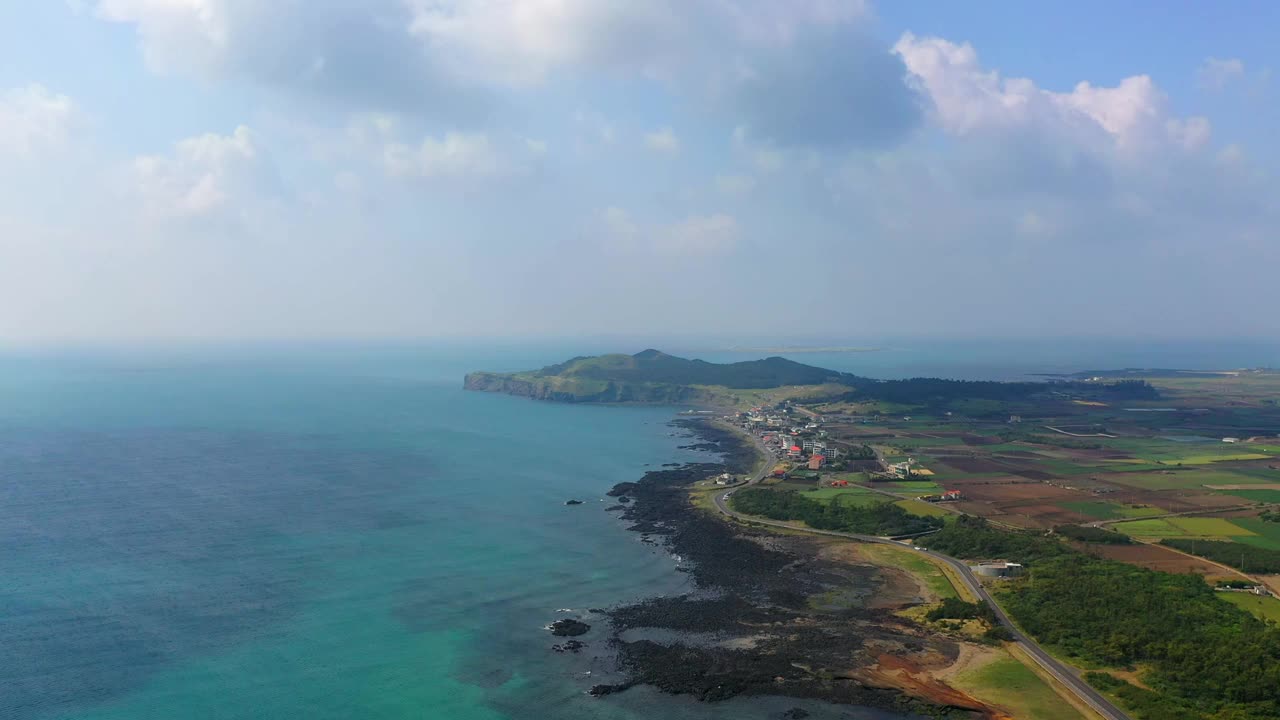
[0,345,912,720]
[2,339,1276,720]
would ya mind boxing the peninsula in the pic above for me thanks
[463,349,864,404]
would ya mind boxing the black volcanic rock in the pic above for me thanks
[549,619,590,637]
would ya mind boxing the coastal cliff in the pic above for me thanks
[463,371,714,404]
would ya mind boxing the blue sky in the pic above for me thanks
[1,1,1276,344]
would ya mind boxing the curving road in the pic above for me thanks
[712,430,1131,720]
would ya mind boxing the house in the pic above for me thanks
[714,473,734,486]
[972,562,1024,578]
[940,489,962,501]
[788,445,802,458]
[808,455,826,470]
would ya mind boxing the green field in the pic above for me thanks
[886,480,944,493]
[1058,501,1163,520]
[953,655,1087,720]
[1229,519,1280,550]
[859,543,958,600]
[804,485,876,500]
[1218,592,1280,623]
[895,498,952,518]
[1217,489,1280,503]
[1112,518,1188,537]
[1166,517,1256,537]
[1101,470,1265,491]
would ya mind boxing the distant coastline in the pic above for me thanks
[721,346,884,354]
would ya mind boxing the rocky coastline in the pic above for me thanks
[588,419,995,719]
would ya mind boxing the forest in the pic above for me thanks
[728,488,942,536]
[922,517,1280,719]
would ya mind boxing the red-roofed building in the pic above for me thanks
[808,455,826,470]
[788,445,802,457]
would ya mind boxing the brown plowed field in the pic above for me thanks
[1078,542,1245,577]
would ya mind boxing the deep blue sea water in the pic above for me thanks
[3,339,1276,720]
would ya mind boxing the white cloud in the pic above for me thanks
[131,124,264,218]
[383,132,512,179]
[96,0,231,73]
[1197,57,1245,91]
[894,33,1208,152]
[715,173,756,194]
[644,127,680,154]
[0,84,78,155]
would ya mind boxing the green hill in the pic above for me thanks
[463,349,863,404]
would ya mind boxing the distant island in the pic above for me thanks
[463,349,1159,408]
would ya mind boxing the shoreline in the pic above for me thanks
[592,418,997,718]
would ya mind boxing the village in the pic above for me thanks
[729,403,964,504]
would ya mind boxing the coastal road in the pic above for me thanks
[711,442,1131,720]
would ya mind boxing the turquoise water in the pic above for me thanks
[0,347,904,720]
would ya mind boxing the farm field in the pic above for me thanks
[1217,488,1280,503]
[1080,541,1246,577]
[1109,518,1188,537]
[1217,592,1280,623]
[1097,469,1268,491]
[894,498,952,518]
[1056,500,1163,520]
[1228,519,1280,550]
[1166,517,1256,536]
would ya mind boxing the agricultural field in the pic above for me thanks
[1228,519,1280,550]
[1056,501,1163,520]
[1081,542,1242,577]
[894,498,953,518]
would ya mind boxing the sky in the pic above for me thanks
[1,1,1277,345]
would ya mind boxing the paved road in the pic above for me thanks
[712,433,1131,720]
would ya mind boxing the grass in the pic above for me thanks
[858,543,959,600]
[952,653,1091,720]
[1218,592,1280,623]
[804,485,878,500]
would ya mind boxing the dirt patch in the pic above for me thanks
[959,434,1002,446]
[940,457,1009,474]
[1011,469,1057,481]
[1206,483,1280,490]
[856,652,1003,718]
[959,483,1078,503]
[1078,542,1246,578]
